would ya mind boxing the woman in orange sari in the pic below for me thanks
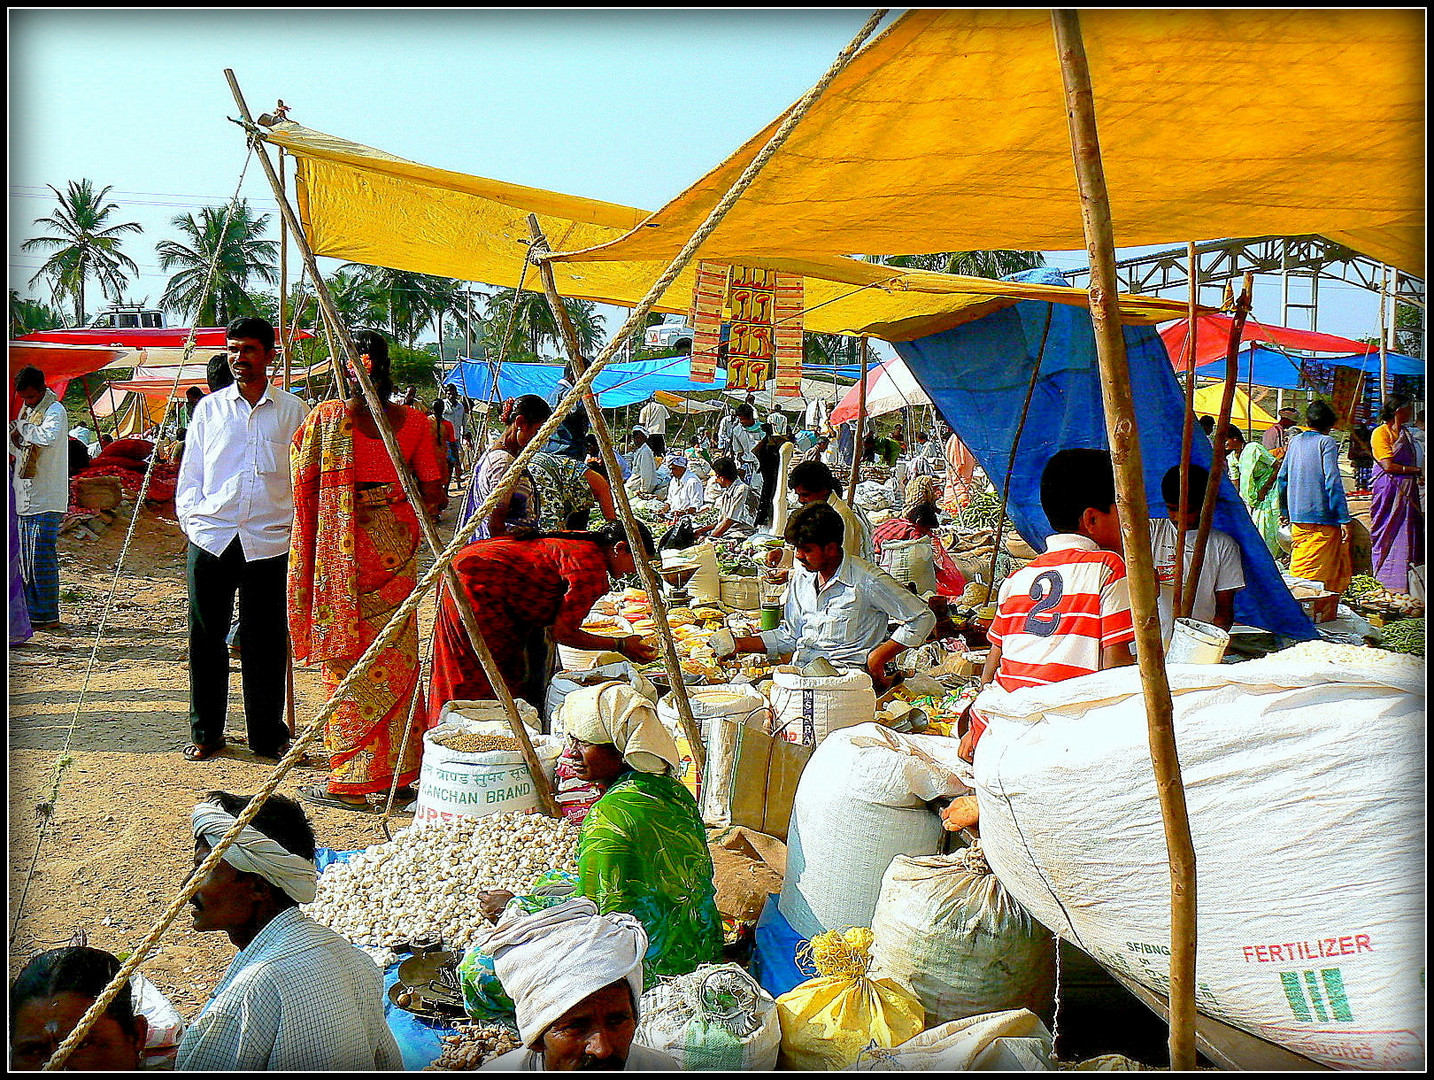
[289,330,446,812]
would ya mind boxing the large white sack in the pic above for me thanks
[779,723,970,938]
[848,1008,1054,1071]
[637,964,781,1071]
[971,647,1425,1071]
[870,846,1056,1025]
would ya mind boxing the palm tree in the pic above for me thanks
[869,250,1047,278]
[336,265,468,348]
[8,291,66,337]
[21,179,142,324]
[481,287,604,360]
[156,201,279,325]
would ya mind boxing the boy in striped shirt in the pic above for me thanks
[957,448,1136,764]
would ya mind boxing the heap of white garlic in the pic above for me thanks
[304,812,579,950]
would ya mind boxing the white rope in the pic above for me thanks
[12,145,257,948]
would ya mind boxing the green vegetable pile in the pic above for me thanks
[1378,619,1424,657]
[1344,575,1384,601]
[957,493,1007,531]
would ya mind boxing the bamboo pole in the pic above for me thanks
[1379,265,1390,407]
[1181,275,1252,619]
[1172,244,1199,619]
[1051,11,1198,1071]
[279,146,290,392]
[848,338,868,503]
[528,216,707,777]
[225,68,560,817]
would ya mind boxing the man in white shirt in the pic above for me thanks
[787,459,870,560]
[663,455,705,517]
[175,317,308,763]
[11,365,71,629]
[728,403,761,481]
[177,792,402,1071]
[625,427,659,496]
[637,397,670,437]
[722,502,935,690]
[693,456,755,539]
[1149,463,1246,639]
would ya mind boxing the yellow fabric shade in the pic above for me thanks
[1192,385,1277,433]
[554,9,1423,278]
[264,122,1191,342]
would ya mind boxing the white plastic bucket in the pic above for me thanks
[1167,617,1229,664]
[415,717,561,827]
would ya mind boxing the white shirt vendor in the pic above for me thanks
[637,400,670,436]
[627,439,659,496]
[1148,517,1245,640]
[174,380,309,558]
[175,906,401,1071]
[760,553,935,668]
[665,466,705,515]
[713,478,757,535]
[12,390,70,516]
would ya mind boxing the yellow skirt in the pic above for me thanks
[1290,523,1352,594]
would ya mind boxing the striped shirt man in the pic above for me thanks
[986,533,1135,691]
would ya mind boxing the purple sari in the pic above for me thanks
[1370,427,1424,592]
[9,476,33,644]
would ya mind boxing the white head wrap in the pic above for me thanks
[488,898,647,1046]
[668,455,689,469]
[558,681,682,775]
[191,802,318,905]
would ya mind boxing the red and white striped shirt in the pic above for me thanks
[987,533,1134,692]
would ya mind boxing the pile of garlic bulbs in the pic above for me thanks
[304,812,579,950]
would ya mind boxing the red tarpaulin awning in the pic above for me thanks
[15,326,314,349]
[1161,314,1376,371]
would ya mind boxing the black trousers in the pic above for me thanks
[187,539,289,754]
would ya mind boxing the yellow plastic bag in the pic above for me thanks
[775,927,926,1070]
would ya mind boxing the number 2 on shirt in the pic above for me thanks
[1023,570,1064,637]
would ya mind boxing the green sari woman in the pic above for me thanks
[561,682,722,986]
[1235,431,1282,557]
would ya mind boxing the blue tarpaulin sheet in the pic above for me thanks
[894,269,1315,641]
[1193,345,1423,391]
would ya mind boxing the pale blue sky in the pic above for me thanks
[8,8,1386,345]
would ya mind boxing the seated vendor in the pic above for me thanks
[872,474,968,599]
[426,521,659,726]
[1149,462,1245,637]
[176,792,401,1071]
[483,898,679,1071]
[663,455,705,518]
[480,682,721,986]
[692,455,755,540]
[10,946,149,1071]
[945,449,1136,831]
[721,502,935,690]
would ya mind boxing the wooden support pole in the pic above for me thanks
[279,146,290,392]
[848,338,868,503]
[1379,265,1390,407]
[1172,243,1199,619]
[225,68,560,817]
[1051,11,1198,1071]
[1181,275,1252,619]
[527,216,707,778]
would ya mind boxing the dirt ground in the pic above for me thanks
[7,500,448,1019]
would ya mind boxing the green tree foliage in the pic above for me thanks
[157,201,278,325]
[335,265,465,348]
[21,179,143,324]
[8,291,66,337]
[480,287,604,360]
[870,250,1047,278]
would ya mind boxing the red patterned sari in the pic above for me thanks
[289,401,442,795]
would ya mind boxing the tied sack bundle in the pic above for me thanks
[870,843,1055,1025]
[779,724,970,939]
[637,964,780,1071]
[775,927,924,1070]
[849,1008,1054,1071]
[972,646,1425,1071]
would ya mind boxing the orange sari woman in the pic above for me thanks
[289,331,446,811]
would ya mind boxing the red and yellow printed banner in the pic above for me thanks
[688,262,729,384]
[688,262,804,394]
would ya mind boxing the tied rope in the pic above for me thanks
[44,15,887,1064]
[12,144,257,950]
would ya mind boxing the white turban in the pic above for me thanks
[559,681,682,775]
[668,455,689,469]
[487,898,648,1046]
[191,802,318,905]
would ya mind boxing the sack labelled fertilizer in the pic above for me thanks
[970,646,1424,1070]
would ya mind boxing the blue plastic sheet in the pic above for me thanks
[750,894,809,1000]
[894,269,1314,640]
[444,356,729,406]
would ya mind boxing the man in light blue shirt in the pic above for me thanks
[1276,399,1353,592]
[722,502,934,689]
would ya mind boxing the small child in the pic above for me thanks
[956,448,1137,766]
[1149,462,1245,638]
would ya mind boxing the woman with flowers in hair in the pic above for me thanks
[288,330,446,812]
[459,394,552,538]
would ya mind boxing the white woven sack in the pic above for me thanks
[870,850,1055,1024]
[972,649,1425,1071]
[415,720,561,827]
[658,686,770,827]
[768,667,877,747]
[848,1008,1054,1071]
[778,723,970,938]
[545,662,656,733]
[637,964,781,1071]
[879,535,938,595]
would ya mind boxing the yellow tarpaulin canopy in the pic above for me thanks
[554,9,1423,278]
[1192,385,1277,433]
[264,122,1191,343]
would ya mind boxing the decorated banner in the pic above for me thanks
[727,265,776,393]
[688,262,805,395]
[688,262,729,384]
[773,276,805,397]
